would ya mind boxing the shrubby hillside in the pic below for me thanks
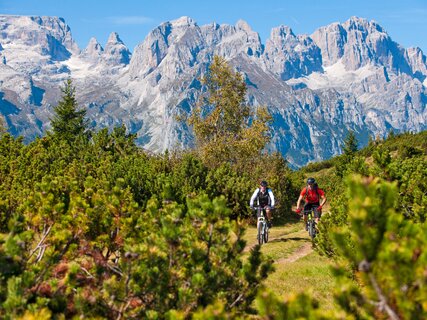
[298,130,427,319]
[0,59,295,319]
[0,58,426,319]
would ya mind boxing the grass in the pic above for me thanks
[265,252,337,310]
[243,220,339,311]
[243,220,302,250]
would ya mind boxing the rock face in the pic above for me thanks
[264,25,322,80]
[1,15,426,167]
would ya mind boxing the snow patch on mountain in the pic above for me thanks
[286,60,377,90]
[63,56,101,78]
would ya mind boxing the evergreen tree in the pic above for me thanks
[50,79,88,142]
[188,56,271,169]
[335,130,360,177]
[342,130,358,156]
[387,129,396,140]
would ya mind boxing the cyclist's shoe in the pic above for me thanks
[267,220,272,228]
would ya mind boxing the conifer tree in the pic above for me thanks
[50,79,88,142]
[335,130,360,177]
[342,130,358,156]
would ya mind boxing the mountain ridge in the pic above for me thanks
[0,14,426,167]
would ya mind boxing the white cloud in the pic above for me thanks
[383,8,427,23]
[108,16,153,25]
[290,16,300,25]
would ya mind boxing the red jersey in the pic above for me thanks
[300,187,325,204]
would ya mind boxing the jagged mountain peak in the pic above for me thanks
[312,16,389,44]
[406,46,427,82]
[0,14,80,76]
[407,46,425,56]
[86,37,103,49]
[81,37,103,60]
[101,32,131,66]
[235,19,253,32]
[310,16,408,71]
[128,16,201,79]
[170,16,197,28]
[0,15,79,51]
[344,16,386,34]
[147,16,199,46]
[311,21,345,35]
[271,25,295,38]
[345,16,370,25]
[106,32,124,45]
[30,15,67,27]
[2,15,66,29]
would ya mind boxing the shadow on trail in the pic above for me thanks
[269,237,310,243]
[271,219,303,227]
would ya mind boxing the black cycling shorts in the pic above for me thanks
[304,203,321,219]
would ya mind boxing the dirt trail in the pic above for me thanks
[275,242,312,264]
[244,225,313,263]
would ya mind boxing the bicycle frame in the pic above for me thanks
[304,206,319,239]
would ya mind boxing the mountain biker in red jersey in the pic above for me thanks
[250,180,275,227]
[295,178,326,229]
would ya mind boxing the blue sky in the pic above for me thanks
[1,0,427,53]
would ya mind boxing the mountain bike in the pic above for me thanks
[253,206,269,245]
[304,206,319,239]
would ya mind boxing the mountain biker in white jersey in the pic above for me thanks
[250,180,275,227]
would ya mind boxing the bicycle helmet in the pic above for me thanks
[260,180,268,187]
[307,177,316,185]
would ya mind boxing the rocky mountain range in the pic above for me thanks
[0,15,426,167]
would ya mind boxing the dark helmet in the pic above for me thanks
[307,177,316,185]
[260,180,268,187]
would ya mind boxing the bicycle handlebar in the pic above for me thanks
[251,206,275,210]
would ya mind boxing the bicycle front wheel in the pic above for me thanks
[257,221,264,245]
[308,221,316,239]
[263,224,269,243]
